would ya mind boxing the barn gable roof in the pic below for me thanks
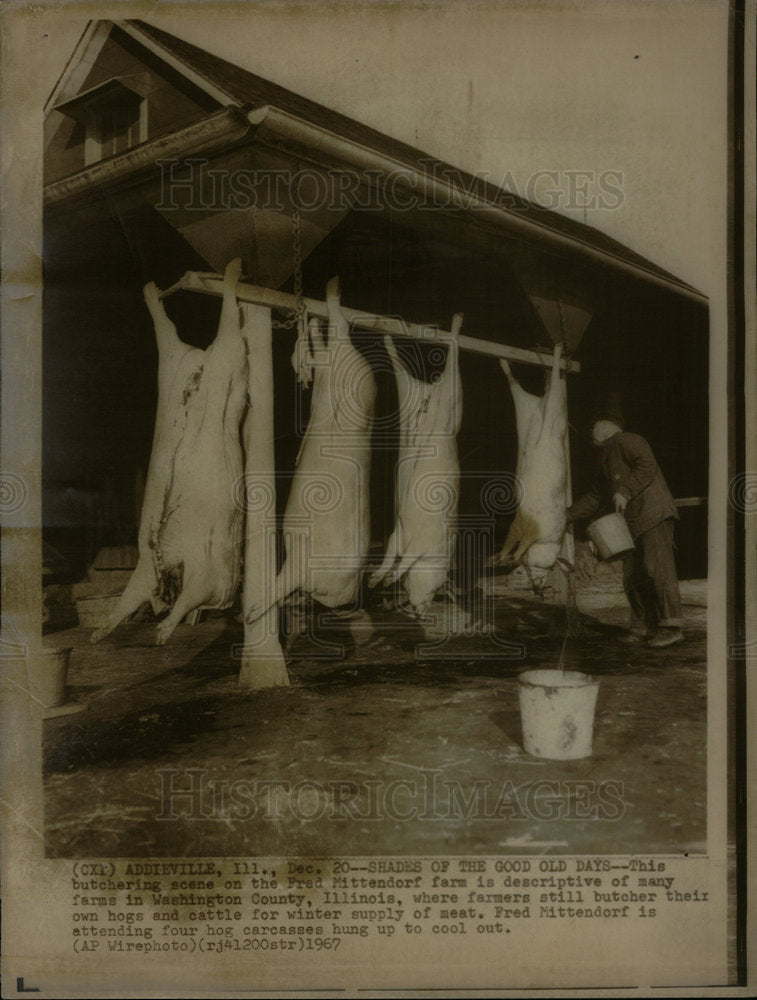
[44,18,705,303]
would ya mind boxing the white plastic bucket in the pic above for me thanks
[30,648,72,709]
[518,669,600,760]
[586,513,634,561]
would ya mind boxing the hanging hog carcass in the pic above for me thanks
[369,318,463,616]
[245,276,376,623]
[490,341,569,593]
[91,259,248,644]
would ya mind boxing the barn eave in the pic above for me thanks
[44,95,707,308]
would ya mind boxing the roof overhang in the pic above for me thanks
[44,106,254,208]
[53,78,142,122]
[44,100,707,306]
[244,105,707,305]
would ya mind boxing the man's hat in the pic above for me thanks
[592,392,625,429]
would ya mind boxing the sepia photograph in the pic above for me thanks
[40,8,710,860]
[1,0,751,993]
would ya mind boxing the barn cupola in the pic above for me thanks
[53,77,147,165]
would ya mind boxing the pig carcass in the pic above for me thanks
[369,320,462,616]
[91,259,248,644]
[490,342,568,592]
[246,277,376,623]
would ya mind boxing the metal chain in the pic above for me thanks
[271,204,307,338]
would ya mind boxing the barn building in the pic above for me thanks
[43,18,708,613]
[37,16,714,863]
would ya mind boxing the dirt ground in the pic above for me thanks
[42,589,707,859]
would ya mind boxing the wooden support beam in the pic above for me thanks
[238,303,290,690]
[160,271,580,373]
[550,377,580,634]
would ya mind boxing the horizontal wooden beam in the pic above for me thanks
[160,270,580,372]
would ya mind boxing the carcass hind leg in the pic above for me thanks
[143,282,181,355]
[499,359,533,412]
[90,559,154,643]
[216,258,243,340]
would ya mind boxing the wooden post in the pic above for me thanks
[238,303,290,689]
[562,376,576,570]
[552,374,581,634]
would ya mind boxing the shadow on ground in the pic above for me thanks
[43,596,707,858]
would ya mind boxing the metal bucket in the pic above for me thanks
[518,669,600,760]
[587,513,634,561]
[30,648,72,709]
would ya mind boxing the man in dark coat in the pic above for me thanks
[567,406,684,647]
